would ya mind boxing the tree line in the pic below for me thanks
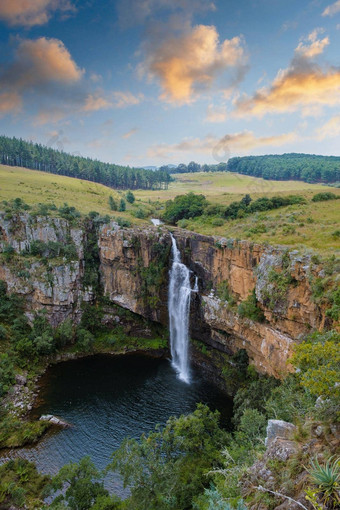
[160,153,340,184]
[226,153,340,183]
[0,135,173,190]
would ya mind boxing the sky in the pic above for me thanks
[0,0,340,167]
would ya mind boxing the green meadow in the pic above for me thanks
[1,164,339,253]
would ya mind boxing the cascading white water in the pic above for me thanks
[168,234,192,383]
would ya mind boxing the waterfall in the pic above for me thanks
[168,234,191,383]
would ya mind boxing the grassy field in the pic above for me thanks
[0,164,125,216]
[180,200,340,254]
[1,164,339,254]
[135,171,331,204]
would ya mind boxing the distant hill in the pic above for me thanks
[160,154,340,184]
[227,153,340,183]
[0,135,172,190]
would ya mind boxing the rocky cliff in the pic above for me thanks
[99,225,328,377]
[0,212,330,378]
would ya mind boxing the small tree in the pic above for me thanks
[118,198,126,212]
[108,195,117,211]
[126,191,135,204]
[50,456,113,510]
[241,194,252,207]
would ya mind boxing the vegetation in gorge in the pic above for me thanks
[0,326,339,508]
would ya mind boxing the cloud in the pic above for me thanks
[34,90,143,124]
[147,130,297,160]
[235,70,340,117]
[0,92,22,116]
[1,37,83,92]
[316,114,340,139]
[112,91,144,108]
[33,107,70,125]
[0,0,76,27]
[142,24,247,104]
[82,94,112,112]
[234,30,340,118]
[322,1,340,17]
[295,29,329,59]
[0,37,84,119]
[0,36,85,120]
[205,104,227,123]
[122,128,138,139]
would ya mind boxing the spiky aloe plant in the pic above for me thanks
[307,456,340,508]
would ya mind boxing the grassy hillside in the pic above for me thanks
[0,164,137,219]
[1,164,339,254]
[135,171,330,204]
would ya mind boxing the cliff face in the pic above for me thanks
[0,214,328,378]
[99,227,327,377]
[0,212,92,326]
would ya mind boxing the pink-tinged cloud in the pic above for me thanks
[295,29,329,58]
[144,24,247,104]
[16,37,84,85]
[0,92,22,116]
[0,37,84,117]
[0,0,76,27]
[83,94,112,112]
[322,1,340,17]
[147,131,297,159]
[234,69,340,117]
[234,31,340,118]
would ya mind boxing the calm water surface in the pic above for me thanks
[2,355,232,494]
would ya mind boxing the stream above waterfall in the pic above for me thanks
[1,354,233,495]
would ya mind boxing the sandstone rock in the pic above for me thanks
[265,419,296,446]
[266,437,298,462]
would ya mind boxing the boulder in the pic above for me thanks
[265,419,296,446]
[40,414,70,427]
[15,374,27,386]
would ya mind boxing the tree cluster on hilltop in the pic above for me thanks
[227,153,340,183]
[0,135,172,190]
[160,154,340,184]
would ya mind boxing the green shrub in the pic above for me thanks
[163,192,208,224]
[118,198,126,212]
[126,191,135,204]
[132,207,147,219]
[307,456,340,508]
[58,203,81,221]
[216,281,235,304]
[211,218,224,227]
[76,328,95,352]
[2,243,15,261]
[312,192,339,202]
[238,291,265,322]
[177,219,189,228]
[116,217,132,228]
[108,195,117,211]
[0,353,15,397]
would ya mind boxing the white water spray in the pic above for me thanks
[168,235,192,383]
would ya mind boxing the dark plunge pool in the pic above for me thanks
[3,354,233,494]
